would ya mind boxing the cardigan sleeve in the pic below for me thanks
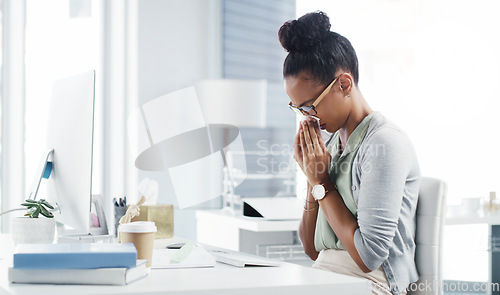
[353,127,413,271]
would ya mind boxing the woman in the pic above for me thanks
[278,11,420,295]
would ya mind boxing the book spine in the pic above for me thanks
[9,267,127,285]
[13,252,136,269]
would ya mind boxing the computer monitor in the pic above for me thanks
[27,70,107,237]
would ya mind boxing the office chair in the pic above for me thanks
[408,177,447,295]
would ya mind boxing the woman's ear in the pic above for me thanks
[338,73,354,95]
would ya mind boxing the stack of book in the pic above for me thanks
[8,243,149,285]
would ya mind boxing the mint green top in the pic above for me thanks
[314,113,374,251]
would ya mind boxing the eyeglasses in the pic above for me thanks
[288,75,340,116]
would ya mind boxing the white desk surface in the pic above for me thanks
[195,210,300,232]
[0,234,370,295]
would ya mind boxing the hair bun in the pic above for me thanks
[279,11,331,52]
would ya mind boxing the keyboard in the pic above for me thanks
[209,250,280,268]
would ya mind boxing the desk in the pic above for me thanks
[0,234,370,295]
[446,212,500,295]
[196,210,301,257]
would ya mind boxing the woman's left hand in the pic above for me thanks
[298,118,332,186]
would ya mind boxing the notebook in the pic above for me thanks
[13,243,137,269]
[9,260,148,285]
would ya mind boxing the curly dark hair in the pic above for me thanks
[278,11,359,86]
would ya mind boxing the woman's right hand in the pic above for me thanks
[293,118,325,177]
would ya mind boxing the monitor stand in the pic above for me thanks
[56,228,113,243]
[56,194,113,243]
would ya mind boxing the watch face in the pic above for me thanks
[312,184,326,200]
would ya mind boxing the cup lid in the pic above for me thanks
[119,221,157,233]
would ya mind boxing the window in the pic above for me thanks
[1,0,26,232]
[0,0,131,233]
[222,0,297,197]
[24,0,103,197]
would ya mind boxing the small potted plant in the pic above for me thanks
[11,199,56,245]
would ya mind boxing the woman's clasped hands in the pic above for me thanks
[293,117,332,186]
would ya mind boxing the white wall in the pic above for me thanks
[135,0,222,240]
[137,0,221,102]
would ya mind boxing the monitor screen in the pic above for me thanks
[44,70,96,234]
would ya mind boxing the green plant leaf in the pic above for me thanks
[21,203,36,207]
[41,200,54,209]
[40,206,54,218]
[24,213,30,216]
[25,199,37,204]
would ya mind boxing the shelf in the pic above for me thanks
[445,213,500,226]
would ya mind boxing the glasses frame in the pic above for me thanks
[288,75,340,116]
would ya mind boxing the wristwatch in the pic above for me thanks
[311,184,328,200]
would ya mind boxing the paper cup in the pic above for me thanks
[119,221,157,267]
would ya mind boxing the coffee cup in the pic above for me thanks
[119,221,157,267]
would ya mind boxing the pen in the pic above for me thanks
[123,196,127,207]
[113,198,119,207]
[119,198,124,207]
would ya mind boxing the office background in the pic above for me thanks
[0,0,499,286]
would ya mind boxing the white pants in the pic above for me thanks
[312,249,404,295]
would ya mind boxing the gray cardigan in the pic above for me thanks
[350,112,420,294]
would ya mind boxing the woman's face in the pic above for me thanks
[285,72,352,134]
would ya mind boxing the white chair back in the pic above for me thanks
[408,177,447,295]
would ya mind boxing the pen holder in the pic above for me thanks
[131,204,174,239]
[113,206,128,236]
